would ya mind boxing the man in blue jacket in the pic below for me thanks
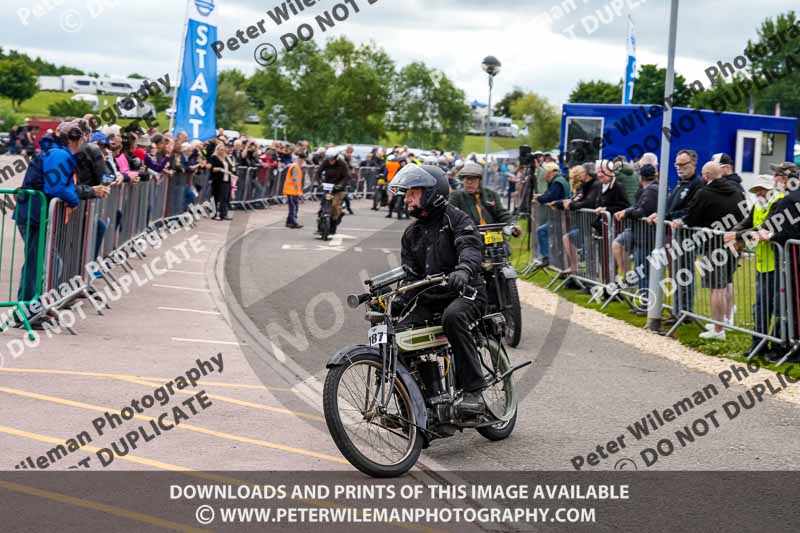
[533,162,571,267]
[15,121,106,306]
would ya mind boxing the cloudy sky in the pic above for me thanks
[3,0,795,106]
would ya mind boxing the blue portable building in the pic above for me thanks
[559,103,798,189]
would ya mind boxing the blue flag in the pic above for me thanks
[623,16,637,105]
[174,0,218,141]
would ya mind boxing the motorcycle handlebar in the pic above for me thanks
[347,292,371,309]
[347,274,448,309]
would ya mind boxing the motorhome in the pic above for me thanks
[62,76,99,94]
[98,78,136,96]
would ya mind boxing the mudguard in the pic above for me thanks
[501,265,517,280]
[327,344,430,446]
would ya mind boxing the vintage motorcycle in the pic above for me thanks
[323,266,530,477]
[478,223,523,347]
[316,182,335,241]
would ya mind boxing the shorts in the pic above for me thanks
[700,250,738,289]
[614,228,633,251]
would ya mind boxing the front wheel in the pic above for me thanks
[503,279,522,347]
[323,354,423,478]
[318,213,331,241]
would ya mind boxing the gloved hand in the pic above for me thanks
[511,225,522,238]
[447,269,470,294]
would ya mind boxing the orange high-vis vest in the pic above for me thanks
[385,161,401,182]
[282,162,303,196]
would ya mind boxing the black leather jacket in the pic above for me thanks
[401,205,485,302]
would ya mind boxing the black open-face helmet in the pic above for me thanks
[389,164,449,219]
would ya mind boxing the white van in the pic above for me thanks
[98,78,136,96]
[62,76,99,94]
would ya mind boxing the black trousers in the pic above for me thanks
[400,292,487,392]
[212,181,231,220]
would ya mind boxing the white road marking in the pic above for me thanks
[172,337,242,346]
[158,306,221,315]
[354,247,363,252]
[328,234,356,247]
[281,244,306,250]
[153,284,210,293]
[338,227,404,233]
[181,258,205,263]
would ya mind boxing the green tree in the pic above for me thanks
[689,75,750,113]
[494,87,525,117]
[631,64,691,106]
[219,69,248,91]
[0,59,38,110]
[568,79,623,104]
[248,38,395,144]
[149,92,172,113]
[215,80,250,130]
[48,99,95,118]
[0,48,83,76]
[744,11,800,123]
[510,92,560,150]
[0,109,23,131]
[390,62,471,151]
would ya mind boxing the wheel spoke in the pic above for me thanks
[334,360,416,468]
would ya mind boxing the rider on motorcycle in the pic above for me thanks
[390,164,489,412]
[316,147,351,234]
[449,162,522,237]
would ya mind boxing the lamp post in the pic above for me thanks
[482,55,501,180]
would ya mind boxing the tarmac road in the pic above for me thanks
[223,204,800,473]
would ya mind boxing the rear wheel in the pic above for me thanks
[503,279,522,347]
[323,354,423,477]
[477,338,517,441]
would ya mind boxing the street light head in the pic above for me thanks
[481,55,501,77]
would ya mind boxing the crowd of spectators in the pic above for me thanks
[519,144,800,361]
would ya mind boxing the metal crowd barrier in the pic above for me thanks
[554,208,614,298]
[783,240,800,363]
[32,172,211,334]
[662,226,786,359]
[0,189,47,339]
[223,164,335,208]
[41,199,94,326]
[230,166,253,209]
[521,201,557,278]
[193,170,212,204]
[356,167,379,199]
[602,216,660,309]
